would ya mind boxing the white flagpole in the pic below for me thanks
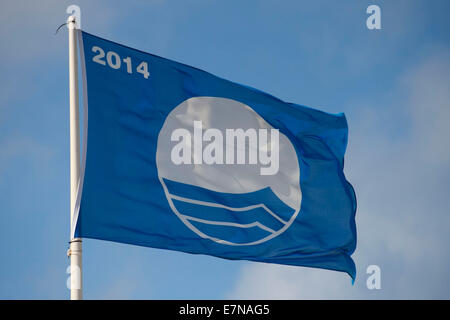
[68,14,83,300]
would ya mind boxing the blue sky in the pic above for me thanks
[1,0,449,299]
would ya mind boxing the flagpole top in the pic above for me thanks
[67,15,77,29]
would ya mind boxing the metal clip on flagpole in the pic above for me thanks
[68,14,83,300]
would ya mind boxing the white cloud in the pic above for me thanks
[226,263,356,299]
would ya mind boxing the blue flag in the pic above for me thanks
[74,31,357,280]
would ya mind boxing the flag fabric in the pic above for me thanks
[74,31,357,279]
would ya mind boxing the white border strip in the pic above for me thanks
[71,29,89,240]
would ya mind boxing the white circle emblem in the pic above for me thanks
[156,97,301,245]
